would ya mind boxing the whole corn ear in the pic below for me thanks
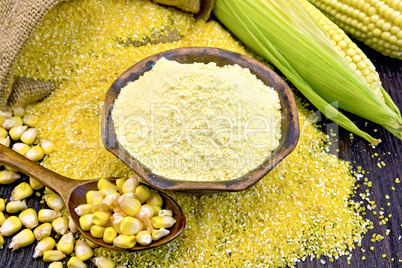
[214,0,402,144]
[308,0,402,59]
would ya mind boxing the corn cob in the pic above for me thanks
[308,0,402,59]
[214,0,402,144]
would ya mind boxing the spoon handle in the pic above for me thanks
[0,144,80,201]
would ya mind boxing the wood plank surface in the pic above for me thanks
[0,42,400,268]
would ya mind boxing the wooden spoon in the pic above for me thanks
[0,144,186,251]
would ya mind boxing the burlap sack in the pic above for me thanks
[0,0,215,111]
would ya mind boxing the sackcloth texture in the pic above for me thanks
[0,0,214,110]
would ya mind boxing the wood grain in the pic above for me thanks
[0,43,400,267]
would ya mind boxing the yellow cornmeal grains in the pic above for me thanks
[113,58,281,181]
[16,0,370,267]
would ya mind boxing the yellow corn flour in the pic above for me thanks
[15,0,370,267]
[112,58,281,181]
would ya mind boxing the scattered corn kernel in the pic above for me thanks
[0,136,10,147]
[38,209,61,223]
[0,198,5,212]
[47,193,65,211]
[29,177,44,190]
[146,190,163,207]
[12,142,30,155]
[2,116,23,129]
[136,230,152,246]
[120,216,143,235]
[0,127,7,138]
[0,236,4,248]
[69,217,78,233]
[13,107,25,117]
[9,229,35,251]
[0,170,20,184]
[93,256,115,268]
[52,216,69,235]
[33,236,56,258]
[86,190,98,204]
[118,194,141,216]
[43,250,67,262]
[34,223,53,240]
[75,240,93,261]
[57,232,75,254]
[6,200,27,213]
[20,127,39,145]
[0,216,22,237]
[22,114,39,127]
[121,176,139,194]
[75,204,93,216]
[10,182,33,201]
[134,185,151,203]
[19,208,39,229]
[151,216,176,229]
[115,178,127,194]
[48,262,63,268]
[0,212,6,226]
[152,228,170,241]
[40,139,55,155]
[67,256,87,268]
[9,125,28,140]
[25,145,45,162]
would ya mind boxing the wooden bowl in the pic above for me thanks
[102,47,299,192]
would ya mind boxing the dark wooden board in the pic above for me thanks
[0,42,400,268]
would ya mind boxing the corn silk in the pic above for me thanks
[16,0,370,267]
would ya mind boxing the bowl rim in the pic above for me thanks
[102,47,299,192]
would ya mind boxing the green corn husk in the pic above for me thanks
[213,0,402,145]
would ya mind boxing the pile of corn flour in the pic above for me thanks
[112,58,281,181]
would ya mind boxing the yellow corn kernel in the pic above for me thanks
[0,127,8,138]
[136,230,152,246]
[151,216,176,229]
[52,217,69,235]
[75,204,93,216]
[93,256,115,268]
[118,194,141,216]
[19,208,39,229]
[43,250,66,262]
[0,110,12,118]
[90,225,106,238]
[47,193,65,211]
[86,190,98,204]
[0,170,20,184]
[75,240,93,261]
[136,204,155,231]
[146,190,163,207]
[121,176,139,194]
[134,185,151,203]
[22,114,39,127]
[0,136,10,147]
[91,191,104,212]
[85,238,99,249]
[120,216,143,235]
[92,211,112,226]
[40,139,55,155]
[9,125,27,140]
[67,256,87,268]
[158,209,173,217]
[11,182,33,201]
[25,145,45,162]
[6,200,27,213]
[0,212,6,226]
[11,142,30,155]
[113,234,136,249]
[57,232,75,254]
[13,107,25,117]
[152,206,162,216]
[38,209,61,223]
[79,214,94,231]
[20,128,38,145]
[33,222,52,240]
[69,217,78,233]
[33,236,56,258]
[9,229,35,251]
[103,226,117,244]
[48,262,63,268]
[0,198,5,211]
[2,116,23,129]
[110,212,124,233]
[115,177,127,194]
[0,235,4,248]
[100,183,118,198]
[97,178,114,190]
[99,192,119,212]
[29,177,44,190]
[152,228,170,241]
